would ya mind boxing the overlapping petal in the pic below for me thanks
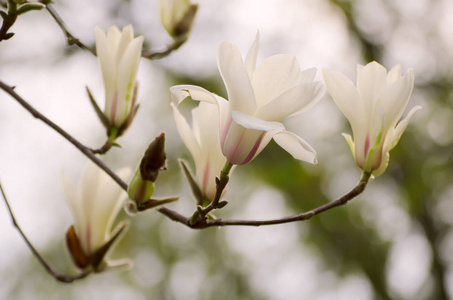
[323,61,420,176]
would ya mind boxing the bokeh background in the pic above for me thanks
[0,0,452,299]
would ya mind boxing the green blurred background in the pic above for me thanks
[0,0,451,299]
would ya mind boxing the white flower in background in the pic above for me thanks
[170,33,323,165]
[95,25,143,135]
[160,0,198,39]
[322,61,421,176]
[172,101,227,201]
[63,161,130,271]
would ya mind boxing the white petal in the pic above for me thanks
[171,102,202,163]
[232,110,284,131]
[251,54,302,107]
[170,85,218,105]
[357,61,387,116]
[322,68,362,129]
[387,65,401,84]
[379,68,414,130]
[300,67,317,83]
[255,81,323,121]
[217,41,256,114]
[245,32,260,78]
[62,173,85,238]
[385,105,421,152]
[272,131,317,164]
[116,25,134,63]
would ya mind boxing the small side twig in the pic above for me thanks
[45,4,95,55]
[0,181,91,283]
[142,36,186,60]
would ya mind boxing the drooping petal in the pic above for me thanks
[322,68,363,129]
[170,85,218,105]
[251,54,301,107]
[272,130,317,164]
[255,81,323,121]
[217,41,256,114]
[385,105,422,152]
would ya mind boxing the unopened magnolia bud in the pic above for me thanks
[140,133,166,182]
[127,169,155,204]
[160,0,198,39]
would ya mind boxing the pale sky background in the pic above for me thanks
[0,0,452,299]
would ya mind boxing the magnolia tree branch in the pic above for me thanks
[0,80,371,230]
[0,181,91,283]
[45,4,96,55]
[44,3,187,60]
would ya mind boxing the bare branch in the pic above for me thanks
[0,181,91,283]
[45,4,95,55]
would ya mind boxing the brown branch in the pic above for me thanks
[0,181,91,283]
[0,80,371,231]
[142,36,187,60]
[45,4,95,55]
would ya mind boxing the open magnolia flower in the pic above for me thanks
[170,33,323,165]
[172,101,227,202]
[63,161,131,272]
[95,25,144,138]
[322,61,421,176]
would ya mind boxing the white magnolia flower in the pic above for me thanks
[95,25,144,132]
[63,161,130,271]
[172,101,227,201]
[322,61,421,176]
[160,0,198,39]
[170,33,323,165]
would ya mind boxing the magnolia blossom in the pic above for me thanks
[95,25,144,131]
[160,0,198,39]
[172,101,227,201]
[170,33,323,165]
[322,62,421,176]
[63,161,130,270]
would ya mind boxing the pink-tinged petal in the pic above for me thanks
[217,41,256,114]
[245,32,260,78]
[251,54,302,107]
[272,130,317,164]
[322,68,362,129]
[222,122,265,165]
[255,81,323,121]
[231,110,284,131]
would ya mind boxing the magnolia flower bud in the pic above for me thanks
[160,0,198,40]
[127,133,172,209]
[95,25,144,139]
[63,161,131,272]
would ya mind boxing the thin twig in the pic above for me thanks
[0,181,91,283]
[45,4,95,55]
[142,36,186,60]
[0,80,126,190]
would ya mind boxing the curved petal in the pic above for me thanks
[379,68,414,130]
[255,81,323,121]
[357,62,387,117]
[169,85,218,105]
[272,130,317,164]
[116,25,134,64]
[322,68,362,129]
[251,54,302,107]
[171,102,201,164]
[217,41,256,114]
[387,65,401,84]
[385,105,421,152]
[245,32,260,78]
[300,67,317,83]
[232,110,284,131]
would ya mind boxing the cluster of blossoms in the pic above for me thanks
[62,7,420,273]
